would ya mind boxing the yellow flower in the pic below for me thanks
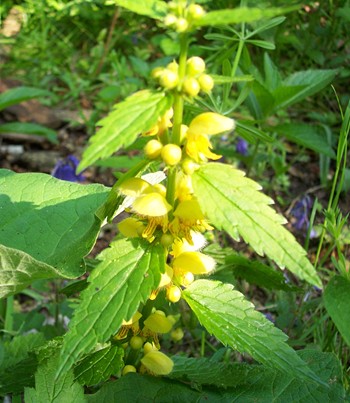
[170,199,213,243]
[175,171,193,202]
[115,311,142,339]
[119,177,172,241]
[173,251,216,275]
[171,231,207,257]
[141,350,174,375]
[118,217,145,238]
[185,112,235,162]
[143,108,173,137]
[189,112,235,135]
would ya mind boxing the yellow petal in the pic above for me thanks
[189,112,235,136]
[118,217,144,238]
[173,251,216,274]
[173,199,205,221]
[119,178,150,197]
[133,193,172,216]
[141,350,174,375]
[144,312,173,333]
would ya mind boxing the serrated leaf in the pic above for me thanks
[274,69,337,110]
[0,122,58,144]
[224,254,298,291]
[324,275,350,347]
[194,7,297,27]
[79,90,172,171]
[0,169,109,278]
[170,351,345,402]
[56,238,164,378]
[24,355,85,403]
[274,123,336,158]
[113,0,167,19]
[0,244,66,298]
[0,333,46,396]
[192,163,321,288]
[183,279,321,384]
[0,87,51,110]
[86,374,220,402]
[74,344,124,386]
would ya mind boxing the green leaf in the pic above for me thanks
[224,254,298,291]
[0,244,66,298]
[192,163,322,288]
[79,90,172,171]
[324,275,350,347]
[0,169,109,278]
[113,0,167,19]
[246,39,275,50]
[170,350,345,401]
[86,374,220,402]
[183,279,321,384]
[0,333,46,395]
[56,238,164,378]
[0,122,58,144]
[24,355,85,403]
[274,69,337,110]
[194,7,297,27]
[0,87,51,110]
[74,344,124,386]
[274,123,336,158]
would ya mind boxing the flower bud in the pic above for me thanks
[130,335,144,350]
[167,61,179,72]
[161,144,182,166]
[175,18,188,32]
[186,56,206,76]
[164,14,177,26]
[141,351,174,375]
[198,74,214,92]
[144,312,173,333]
[183,77,200,97]
[180,271,194,287]
[188,4,205,19]
[182,158,199,175]
[171,327,184,342]
[144,139,163,159]
[143,341,158,354]
[167,285,182,303]
[159,69,179,90]
[160,233,174,247]
[122,365,137,375]
[151,67,164,79]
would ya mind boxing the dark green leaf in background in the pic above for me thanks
[0,87,51,111]
[183,280,321,384]
[74,344,124,386]
[56,238,164,379]
[324,275,350,347]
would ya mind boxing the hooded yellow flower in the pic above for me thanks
[185,112,235,162]
[143,108,173,137]
[173,251,216,275]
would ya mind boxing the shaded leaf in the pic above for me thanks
[0,122,58,144]
[225,254,298,291]
[0,169,109,278]
[274,69,337,110]
[56,238,164,378]
[79,90,172,171]
[183,280,321,384]
[24,355,85,403]
[0,87,51,110]
[74,344,124,386]
[192,163,322,288]
[0,244,65,298]
[170,350,345,402]
[275,123,336,158]
[324,275,350,347]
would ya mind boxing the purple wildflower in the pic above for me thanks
[290,195,316,238]
[236,137,249,156]
[51,155,85,182]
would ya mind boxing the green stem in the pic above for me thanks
[4,295,14,339]
[166,33,188,207]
